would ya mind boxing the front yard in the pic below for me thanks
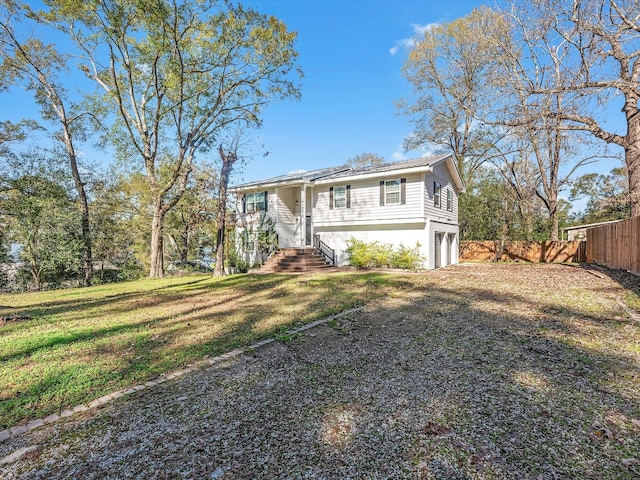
[1,263,639,479]
[0,271,417,429]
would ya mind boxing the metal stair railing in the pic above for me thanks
[313,234,335,266]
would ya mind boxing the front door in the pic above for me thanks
[275,186,300,248]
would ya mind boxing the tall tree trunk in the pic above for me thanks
[628,153,640,218]
[150,199,165,278]
[180,238,188,263]
[30,257,41,290]
[622,94,640,217]
[31,271,41,290]
[549,204,559,242]
[626,133,640,218]
[214,146,236,277]
[534,191,560,241]
[61,126,92,285]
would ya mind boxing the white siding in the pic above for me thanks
[428,220,459,269]
[314,223,429,267]
[313,173,424,226]
[233,189,277,266]
[424,163,458,226]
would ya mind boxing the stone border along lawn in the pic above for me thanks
[0,263,639,479]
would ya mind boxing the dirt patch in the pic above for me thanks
[0,315,32,327]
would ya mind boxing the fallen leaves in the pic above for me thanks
[589,421,614,441]
[1,264,638,479]
[421,422,452,436]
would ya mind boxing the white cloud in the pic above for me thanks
[412,22,438,36]
[390,22,439,56]
[392,151,407,161]
[287,169,307,175]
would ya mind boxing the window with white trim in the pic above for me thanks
[330,185,350,209]
[245,191,267,213]
[447,189,453,211]
[434,182,442,208]
[385,179,401,205]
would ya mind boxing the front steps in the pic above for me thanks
[254,247,336,273]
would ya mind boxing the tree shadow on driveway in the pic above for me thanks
[1,264,639,479]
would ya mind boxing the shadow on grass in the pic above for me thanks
[585,263,640,299]
[0,271,407,426]
[2,265,639,479]
[0,275,293,338]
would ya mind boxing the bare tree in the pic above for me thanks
[507,0,640,216]
[490,147,541,241]
[496,84,599,240]
[345,153,384,168]
[482,0,614,240]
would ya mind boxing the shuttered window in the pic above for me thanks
[386,180,400,204]
[383,178,406,205]
[330,185,351,209]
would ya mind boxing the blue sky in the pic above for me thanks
[236,0,492,184]
[3,0,489,184]
[2,0,625,194]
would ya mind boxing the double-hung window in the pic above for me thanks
[434,182,442,208]
[385,179,401,205]
[329,185,350,209]
[245,191,267,213]
[447,189,453,211]
[379,178,406,206]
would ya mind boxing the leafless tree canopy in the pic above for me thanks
[506,0,640,215]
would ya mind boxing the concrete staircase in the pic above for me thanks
[255,247,336,273]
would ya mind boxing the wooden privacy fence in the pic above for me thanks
[587,216,640,275]
[460,241,587,263]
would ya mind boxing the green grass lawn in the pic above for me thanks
[0,271,427,429]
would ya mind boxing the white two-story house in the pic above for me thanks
[230,154,465,269]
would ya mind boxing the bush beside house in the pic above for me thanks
[345,238,425,270]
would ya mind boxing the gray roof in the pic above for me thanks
[231,165,350,190]
[564,219,623,231]
[319,154,450,180]
[231,154,453,191]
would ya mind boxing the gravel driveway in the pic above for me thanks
[1,264,639,479]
